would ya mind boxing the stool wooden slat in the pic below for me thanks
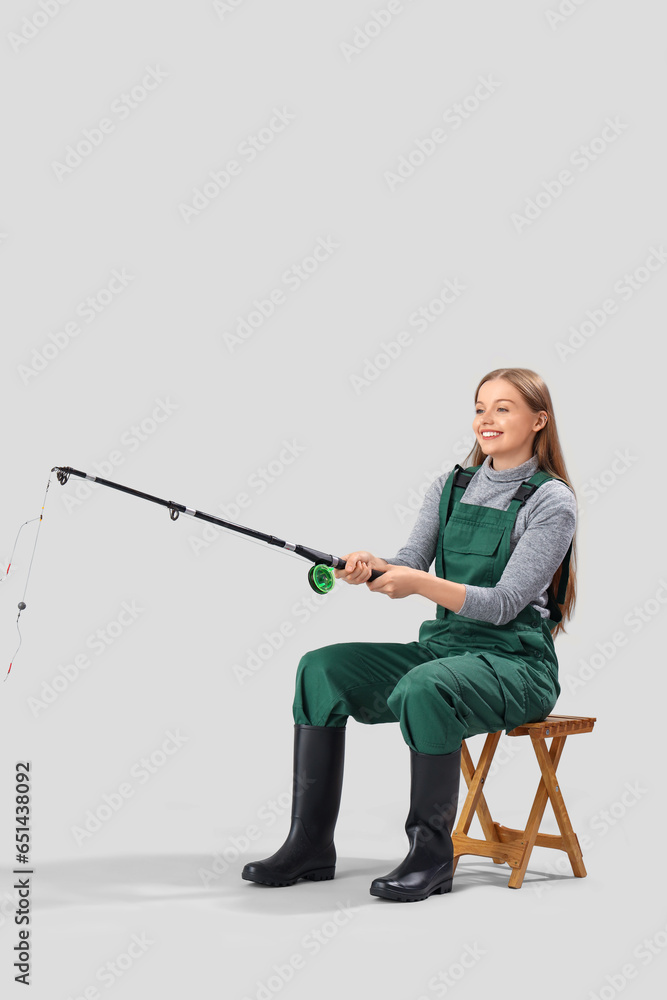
[451,714,596,889]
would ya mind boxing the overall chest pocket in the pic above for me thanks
[442,516,505,587]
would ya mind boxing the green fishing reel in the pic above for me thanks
[307,563,336,594]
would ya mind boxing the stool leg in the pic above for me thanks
[460,738,505,865]
[508,734,585,889]
[452,731,502,874]
[531,736,587,879]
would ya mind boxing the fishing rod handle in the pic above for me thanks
[331,555,384,582]
[296,544,385,582]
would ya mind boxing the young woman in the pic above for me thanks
[241,367,578,902]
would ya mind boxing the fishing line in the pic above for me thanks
[3,473,53,680]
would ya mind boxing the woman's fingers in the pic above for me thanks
[347,560,371,583]
[334,552,374,584]
[334,559,361,581]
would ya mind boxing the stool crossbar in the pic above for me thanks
[451,714,596,889]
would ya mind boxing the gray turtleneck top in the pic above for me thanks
[381,453,577,626]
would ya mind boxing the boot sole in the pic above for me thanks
[242,866,335,887]
[370,878,453,902]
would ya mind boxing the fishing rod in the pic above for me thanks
[51,465,386,594]
[2,465,386,679]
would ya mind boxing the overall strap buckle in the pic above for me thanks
[453,466,475,489]
[511,482,539,506]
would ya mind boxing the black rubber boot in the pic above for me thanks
[370,744,461,902]
[242,724,346,886]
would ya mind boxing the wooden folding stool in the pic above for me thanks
[451,714,596,889]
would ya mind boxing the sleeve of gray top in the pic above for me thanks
[380,477,443,572]
[457,481,577,626]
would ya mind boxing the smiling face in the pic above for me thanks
[473,378,548,470]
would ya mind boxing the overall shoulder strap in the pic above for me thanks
[526,471,574,610]
[450,463,574,616]
[455,465,555,506]
[545,538,572,624]
[445,464,482,517]
[510,470,573,603]
[451,466,553,509]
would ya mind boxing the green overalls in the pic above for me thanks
[293,463,572,754]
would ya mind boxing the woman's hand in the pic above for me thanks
[334,552,424,599]
[334,551,386,585]
[366,565,424,600]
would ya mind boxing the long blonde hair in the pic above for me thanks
[461,367,577,638]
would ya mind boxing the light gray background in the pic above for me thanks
[1,1,665,998]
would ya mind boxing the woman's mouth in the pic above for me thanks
[481,431,503,439]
